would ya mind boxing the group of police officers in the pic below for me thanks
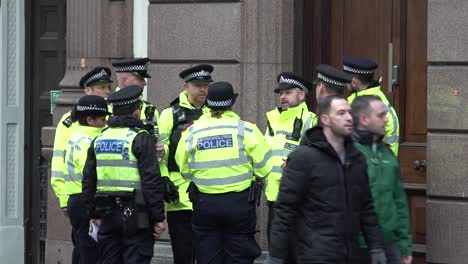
[50,56,410,264]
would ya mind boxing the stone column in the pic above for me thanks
[427,0,468,262]
[43,0,134,262]
[147,0,294,251]
[0,0,26,263]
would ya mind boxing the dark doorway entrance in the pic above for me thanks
[25,0,66,262]
[300,0,427,262]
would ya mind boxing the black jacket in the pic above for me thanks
[82,116,165,224]
[269,126,384,263]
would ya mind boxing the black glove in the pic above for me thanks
[369,249,387,264]
[162,177,179,203]
[263,254,283,264]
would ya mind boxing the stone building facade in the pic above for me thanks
[29,0,468,263]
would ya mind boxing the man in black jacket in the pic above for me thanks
[266,95,386,264]
[82,86,166,264]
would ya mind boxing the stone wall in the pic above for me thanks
[426,0,468,262]
[147,0,295,249]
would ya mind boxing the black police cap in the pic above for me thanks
[315,64,352,88]
[107,85,143,107]
[76,95,111,116]
[79,67,113,89]
[179,64,214,83]
[342,56,378,75]
[206,81,238,110]
[275,72,312,93]
[112,58,151,78]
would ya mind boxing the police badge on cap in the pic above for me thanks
[112,58,151,78]
[79,67,113,89]
[179,64,214,83]
[275,72,312,94]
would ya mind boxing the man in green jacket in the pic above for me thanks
[351,95,412,264]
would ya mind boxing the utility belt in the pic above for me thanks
[94,190,150,229]
[187,178,264,206]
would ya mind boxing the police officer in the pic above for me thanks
[50,66,113,264]
[111,58,159,139]
[343,56,400,155]
[82,86,166,264]
[264,73,315,251]
[176,81,273,264]
[314,64,348,103]
[158,64,213,264]
[63,95,111,264]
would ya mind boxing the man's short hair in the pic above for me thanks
[355,74,374,86]
[350,95,382,128]
[316,95,346,126]
[316,80,345,96]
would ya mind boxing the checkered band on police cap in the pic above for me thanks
[343,65,374,75]
[206,98,233,108]
[318,73,346,87]
[279,76,307,91]
[184,70,211,82]
[84,69,109,88]
[76,105,108,112]
[114,62,149,73]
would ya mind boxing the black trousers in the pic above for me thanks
[67,193,99,264]
[267,202,297,264]
[97,208,155,264]
[192,189,261,264]
[167,210,194,264]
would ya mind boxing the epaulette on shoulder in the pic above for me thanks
[182,121,194,132]
[62,115,73,128]
[310,112,317,118]
[169,97,180,107]
[131,126,143,133]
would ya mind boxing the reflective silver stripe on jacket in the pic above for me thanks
[97,179,141,189]
[64,136,89,181]
[384,105,400,144]
[302,115,313,134]
[192,171,253,186]
[96,160,138,168]
[271,166,282,174]
[53,150,65,157]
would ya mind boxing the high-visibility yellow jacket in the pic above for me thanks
[54,125,103,205]
[94,127,147,192]
[158,91,210,211]
[264,102,316,202]
[175,111,273,194]
[348,85,400,155]
[51,111,78,208]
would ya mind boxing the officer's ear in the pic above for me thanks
[84,86,93,95]
[183,82,189,90]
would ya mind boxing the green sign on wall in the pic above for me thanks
[50,90,63,114]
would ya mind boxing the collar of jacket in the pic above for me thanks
[107,115,144,128]
[352,129,384,145]
[198,110,240,121]
[353,85,390,105]
[301,126,361,160]
[268,101,309,122]
[75,124,104,138]
[170,91,208,111]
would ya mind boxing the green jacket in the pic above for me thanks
[353,130,412,256]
